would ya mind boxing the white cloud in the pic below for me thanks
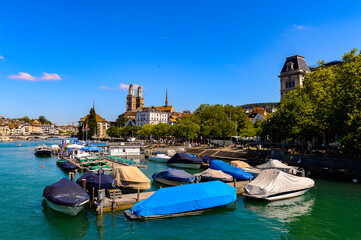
[7,72,37,81]
[40,72,62,80]
[293,24,306,30]
[100,86,110,90]
[119,83,140,90]
[0,56,4,60]
[7,72,62,81]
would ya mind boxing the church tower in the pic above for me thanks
[136,85,144,109]
[126,83,136,111]
[279,55,311,99]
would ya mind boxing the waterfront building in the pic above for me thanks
[79,110,110,138]
[135,107,169,127]
[279,55,311,99]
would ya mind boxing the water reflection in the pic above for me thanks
[243,195,315,223]
[42,200,89,239]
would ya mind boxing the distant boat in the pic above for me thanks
[124,181,237,220]
[167,152,203,169]
[148,153,171,163]
[152,168,195,186]
[210,160,254,180]
[43,178,89,216]
[34,145,51,157]
[89,165,112,172]
[243,169,315,201]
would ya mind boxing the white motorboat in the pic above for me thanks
[148,153,171,163]
[243,169,314,201]
[45,198,89,216]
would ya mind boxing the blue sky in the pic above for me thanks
[1,1,361,125]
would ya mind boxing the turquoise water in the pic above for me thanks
[1,141,360,239]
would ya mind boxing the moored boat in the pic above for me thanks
[257,159,299,175]
[210,160,254,180]
[34,145,51,157]
[152,168,195,186]
[230,160,261,176]
[243,169,315,201]
[76,172,117,191]
[43,178,89,216]
[124,181,237,220]
[167,152,203,169]
[58,161,78,171]
[109,166,151,192]
[195,168,233,182]
[148,153,171,163]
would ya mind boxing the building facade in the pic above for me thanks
[135,107,169,127]
[279,55,311,99]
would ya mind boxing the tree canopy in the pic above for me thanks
[263,49,361,158]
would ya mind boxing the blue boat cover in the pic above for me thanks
[167,152,203,164]
[58,161,78,170]
[76,172,117,191]
[202,156,216,164]
[79,146,103,151]
[43,178,89,206]
[210,160,254,180]
[152,168,195,182]
[130,181,236,217]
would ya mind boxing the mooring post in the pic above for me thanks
[97,189,105,215]
[233,177,236,187]
[69,172,72,181]
[71,172,75,182]
[302,169,306,177]
[92,187,95,204]
[249,177,252,183]
[82,179,87,190]
[136,188,140,202]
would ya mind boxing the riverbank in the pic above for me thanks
[1,141,361,240]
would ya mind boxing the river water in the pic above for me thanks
[0,141,360,240]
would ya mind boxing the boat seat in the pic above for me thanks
[108,189,122,200]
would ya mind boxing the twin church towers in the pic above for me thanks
[126,83,144,112]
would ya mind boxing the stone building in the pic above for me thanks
[126,83,144,112]
[279,55,311,99]
[79,110,110,138]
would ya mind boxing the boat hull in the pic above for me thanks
[124,208,206,220]
[153,177,193,186]
[45,199,88,216]
[35,150,52,156]
[168,163,201,169]
[244,188,311,201]
[148,156,169,163]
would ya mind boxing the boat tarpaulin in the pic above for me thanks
[58,161,78,170]
[195,169,233,182]
[202,156,216,164]
[109,166,150,190]
[257,159,298,174]
[130,181,236,217]
[43,178,89,206]
[80,146,103,151]
[167,152,203,165]
[244,169,315,198]
[210,160,253,180]
[166,149,176,157]
[152,168,195,182]
[76,172,117,191]
[230,160,252,169]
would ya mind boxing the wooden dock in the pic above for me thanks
[101,180,249,213]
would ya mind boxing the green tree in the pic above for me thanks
[173,118,200,141]
[138,124,154,138]
[38,116,51,125]
[88,108,98,138]
[106,126,120,137]
[20,116,31,123]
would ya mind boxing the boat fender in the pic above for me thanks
[41,166,44,169]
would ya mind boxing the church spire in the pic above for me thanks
[165,88,168,107]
